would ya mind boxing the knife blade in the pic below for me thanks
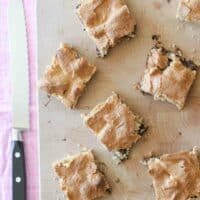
[8,0,29,199]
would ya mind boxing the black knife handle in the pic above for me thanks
[12,131,26,200]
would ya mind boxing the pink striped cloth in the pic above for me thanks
[0,0,39,199]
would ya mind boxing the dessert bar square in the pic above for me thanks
[137,36,197,109]
[177,0,200,22]
[147,147,200,200]
[54,151,111,200]
[39,44,96,108]
[82,93,147,164]
[76,0,137,57]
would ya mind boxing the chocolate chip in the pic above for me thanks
[119,149,129,154]
[129,24,137,37]
[113,148,130,163]
[76,4,81,9]
[141,90,150,96]
[167,58,173,66]
[106,188,112,194]
[190,195,198,199]
[182,59,198,71]
[152,34,160,41]
[96,47,102,57]
[138,124,148,136]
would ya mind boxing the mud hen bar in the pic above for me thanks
[82,93,147,164]
[177,0,200,22]
[137,36,198,110]
[53,151,111,200]
[76,0,137,57]
[39,44,96,108]
[147,147,200,200]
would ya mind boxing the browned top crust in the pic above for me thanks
[177,0,200,22]
[83,93,142,151]
[138,39,197,109]
[54,151,110,200]
[39,44,96,108]
[77,0,136,57]
[147,147,200,200]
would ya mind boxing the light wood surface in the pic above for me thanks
[37,0,200,199]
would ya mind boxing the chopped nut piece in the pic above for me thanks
[39,44,96,108]
[53,151,111,200]
[147,147,200,200]
[82,93,147,163]
[76,0,137,57]
[137,37,198,109]
[177,0,200,22]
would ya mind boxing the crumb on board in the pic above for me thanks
[153,1,162,10]
[78,105,90,110]
[77,144,81,148]
[140,151,156,165]
[97,162,108,173]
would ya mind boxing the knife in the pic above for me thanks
[8,0,29,199]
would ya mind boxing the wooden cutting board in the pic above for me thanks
[37,0,200,199]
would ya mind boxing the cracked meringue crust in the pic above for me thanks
[177,0,200,22]
[53,151,111,200]
[39,44,96,108]
[82,93,147,163]
[147,147,200,200]
[137,37,198,110]
[76,0,137,57]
